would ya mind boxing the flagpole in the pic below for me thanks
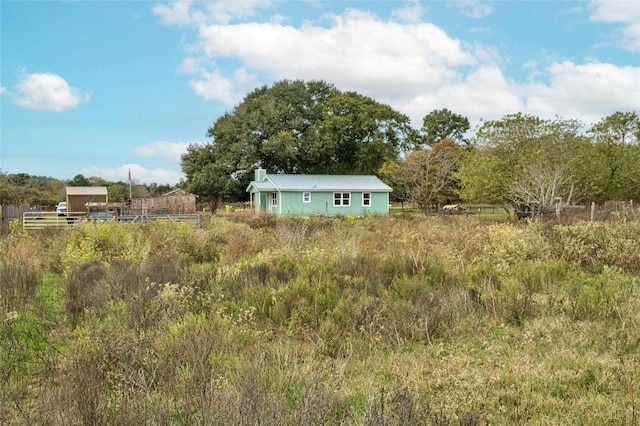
[128,169,132,199]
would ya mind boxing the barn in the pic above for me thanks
[129,189,196,215]
[66,186,108,216]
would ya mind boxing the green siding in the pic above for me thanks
[260,191,389,216]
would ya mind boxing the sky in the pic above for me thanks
[1,0,639,185]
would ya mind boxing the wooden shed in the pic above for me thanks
[66,187,108,216]
[129,189,196,215]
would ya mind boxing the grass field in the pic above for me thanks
[1,213,638,424]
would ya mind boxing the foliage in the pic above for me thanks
[0,172,65,207]
[458,112,640,206]
[1,206,640,424]
[183,79,415,202]
[181,143,242,208]
[381,139,464,212]
[420,108,471,148]
[0,172,178,213]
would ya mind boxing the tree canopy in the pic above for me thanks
[457,112,640,207]
[182,79,415,202]
[380,139,464,214]
[420,108,470,148]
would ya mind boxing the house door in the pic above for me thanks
[270,193,277,213]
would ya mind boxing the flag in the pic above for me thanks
[128,169,132,183]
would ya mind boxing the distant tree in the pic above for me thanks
[181,143,241,210]
[0,172,15,204]
[379,160,412,207]
[69,174,90,186]
[589,112,640,201]
[420,108,470,148]
[406,139,464,213]
[1,173,63,207]
[382,139,463,214]
[87,176,109,187]
[589,111,639,145]
[145,183,174,197]
[457,114,588,210]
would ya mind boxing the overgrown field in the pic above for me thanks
[1,214,639,425]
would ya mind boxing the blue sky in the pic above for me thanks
[1,1,639,185]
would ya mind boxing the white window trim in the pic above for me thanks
[270,192,277,207]
[303,192,311,203]
[333,192,351,207]
[362,192,371,207]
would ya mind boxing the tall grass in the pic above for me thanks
[0,215,638,424]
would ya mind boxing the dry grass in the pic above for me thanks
[0,214,638,424]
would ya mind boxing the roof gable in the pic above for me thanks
[162,189,194,197]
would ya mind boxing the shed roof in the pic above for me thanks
[66,186,108,196]
[162,188,195,197]
[250,174,392,192]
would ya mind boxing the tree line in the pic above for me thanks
[181,79,640,211]
[0,173,175,209]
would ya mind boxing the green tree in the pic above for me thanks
[420,108,470,148]
[589,111,639,145]
[187,79,415,202]
[145,183,174,197]
[68,174,90,186]
[181,143,241,210]
[0,171,16,204]
[379,160,412,207]
[4,173,62,207]
[382,139,463,214]
[319,91,414,174]
[588,112,640,201]
[457,114,590,209]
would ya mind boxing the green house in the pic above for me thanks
[246,169,392,216]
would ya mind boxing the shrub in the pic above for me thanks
[549,220,640,273]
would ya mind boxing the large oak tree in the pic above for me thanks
[182,80,415,202]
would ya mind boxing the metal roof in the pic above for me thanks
[66,186,108,196]
[252,181,276,190]
[258,174,392,192]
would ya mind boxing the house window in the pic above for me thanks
[303,192,311,203]
[270,193,277,207]
[333,192,350,206]
[363,192,371,207]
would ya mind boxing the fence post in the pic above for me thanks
[590,201,595,222]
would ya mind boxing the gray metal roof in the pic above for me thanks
[66,186,108,196]
[260,174,392,192]
[252,181,276,190]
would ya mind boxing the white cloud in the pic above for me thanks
[204,0,272,24]
[79,164,184,185]
[189,68,260,105]
[523,61,640,123]
[589,0,640,51]
[157,2,640,129]
[13,72,91,112]
[134,141,192,162]
[153,0,271,25]
[447,0,494,19]
[178,57,205,74]
[153,0,202,25]
[392,1,427,23]
[0,86,7,95]
[193,9,476,107]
